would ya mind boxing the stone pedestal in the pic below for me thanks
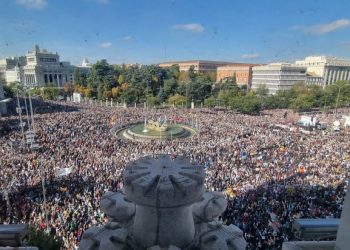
[335,178,350,250]
[124,155,204,248]
[79,154,246,250]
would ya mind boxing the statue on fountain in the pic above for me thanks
[147,116,169,132]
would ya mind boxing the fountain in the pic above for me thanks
[142,117,149,133]
[115,116,197,141]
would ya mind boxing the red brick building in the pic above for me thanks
[216,64,260,87]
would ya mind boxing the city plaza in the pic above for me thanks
[0,98,349,249]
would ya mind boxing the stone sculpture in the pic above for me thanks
[147,120,168,132]
[79,154,246,250]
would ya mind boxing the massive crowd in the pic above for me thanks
[0,99,349,249]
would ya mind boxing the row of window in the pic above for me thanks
[39,58,57,63]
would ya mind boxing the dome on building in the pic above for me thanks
[81,58,92,67]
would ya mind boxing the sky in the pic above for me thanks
[1,0,350,65]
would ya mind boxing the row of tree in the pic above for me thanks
[71,60,350,114]
[203,80,350,114]
[72,60,216,105]
[3,59,350,115]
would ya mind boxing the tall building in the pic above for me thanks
[216,64,260,87]
[0,45,90,87]
[158,60,234,73]
[251,63,306,95]
[295,56,350,86]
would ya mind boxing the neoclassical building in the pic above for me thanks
[0,45,91,87]
[295,56,350,86]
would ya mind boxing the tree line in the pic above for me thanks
[72,59,216,107]
[2,59,350,115]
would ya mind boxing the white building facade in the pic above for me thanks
[22,45,74,87]
[295,56,350,86]
[0,45,89,87]
[251,63,306,95]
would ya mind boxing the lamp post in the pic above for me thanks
[28,90,35,131]
[16,87,25,146]
[39,158,49,233]
[32,144,49,232]
[16,85,32,131]
[335,83,350,119]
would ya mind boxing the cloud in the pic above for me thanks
[122,35,132,41]
[100,42,112,48]
[241,54,260,59]
[15,0,47,9]
[172,23,205,33]
[303,19,350,34]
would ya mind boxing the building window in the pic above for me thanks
[39,58,57,63]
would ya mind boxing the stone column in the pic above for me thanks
[335,178,350,250]
[57,74,60,87]
[123,155,205,249]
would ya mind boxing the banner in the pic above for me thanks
[56,167,73,177]
[299,115,316,126]
[343,116,350,127]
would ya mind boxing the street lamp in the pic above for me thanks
[334,83,350,119]
[27,90,35,131]
[15,87,25,146]
[31,144,49,232]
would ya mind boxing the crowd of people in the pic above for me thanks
[0,99,349,249]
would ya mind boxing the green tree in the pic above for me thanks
[307,84,324,108]
[41,84,61,100]
[25,227,63,250]
[163,77,178,98]
[264,94,289,109]
[255,84,269,96]
[3,83,15,98]
[188,65,196,81]
[230,93,262,115]
[167,64,180,80]
[156,86,166,104]
[204,96,216,107]
[168,94,187,106]
[289,94,314,112]
[325,80,350,108]
[118,75,125,85]
[87,59,116,99]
